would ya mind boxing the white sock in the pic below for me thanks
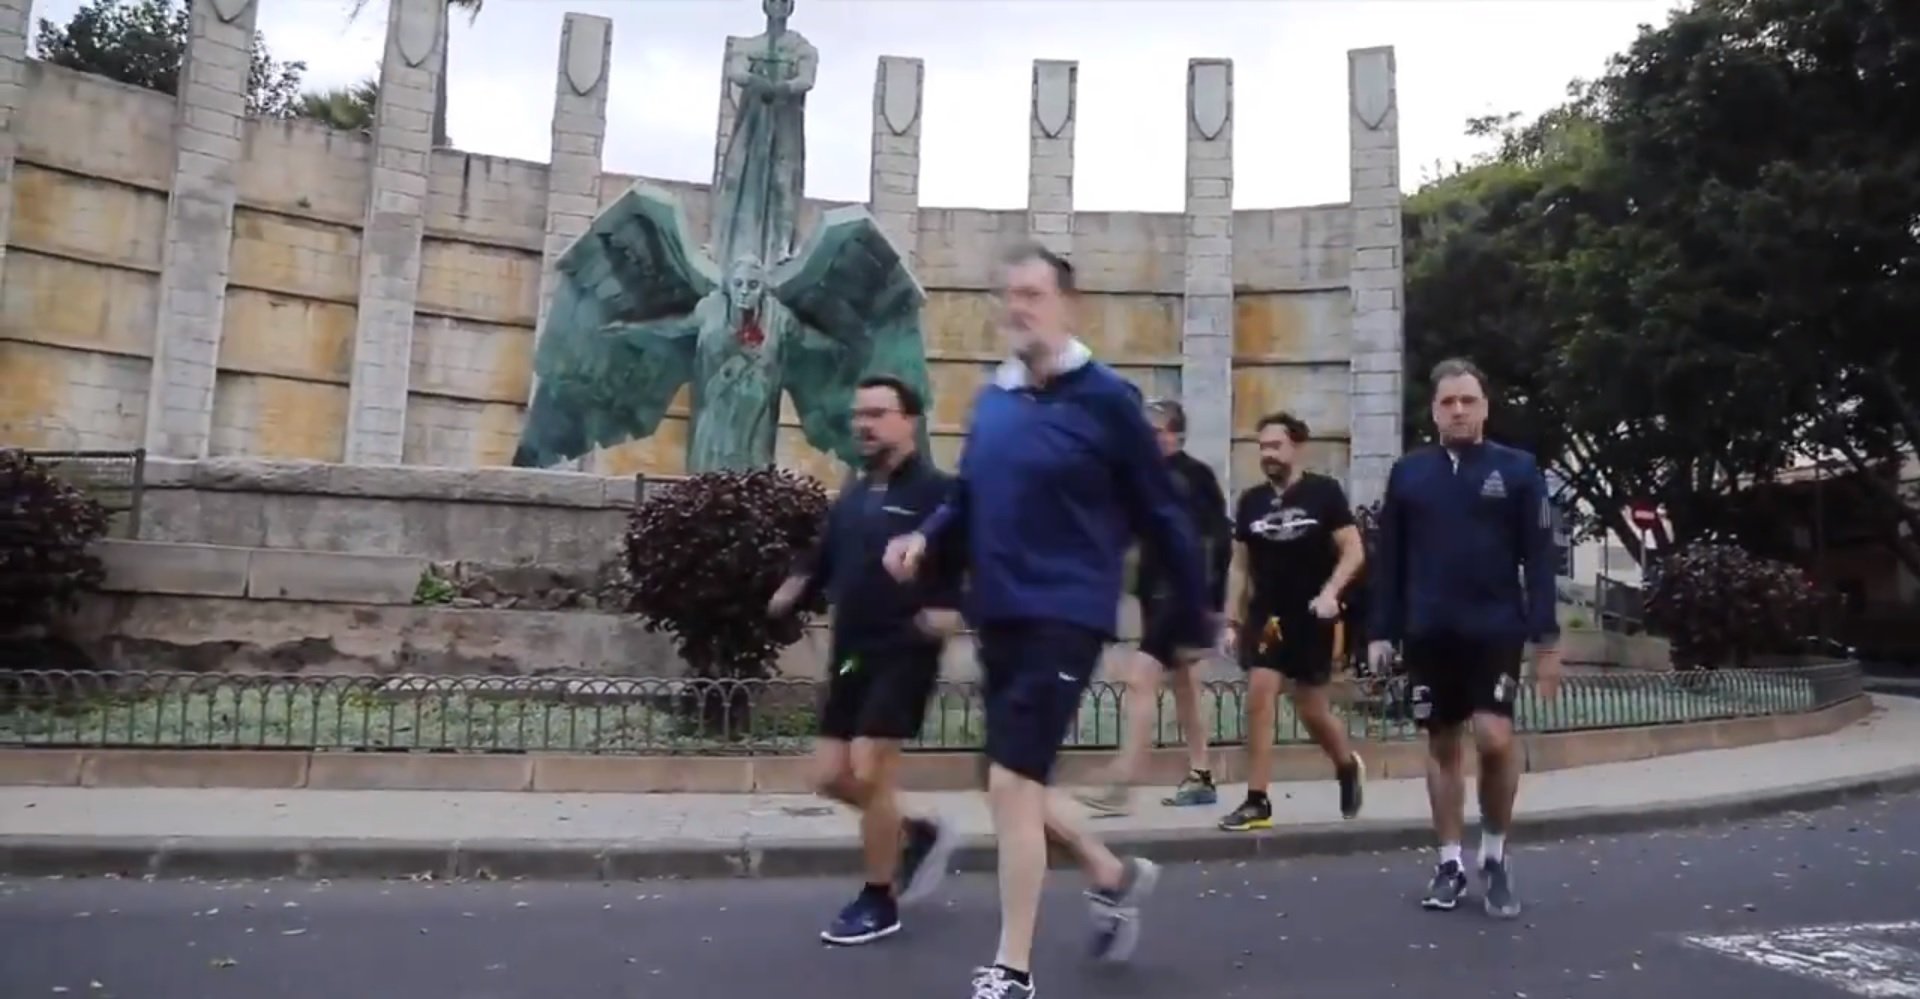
[1480,832,1506,864]
[1438,843,1462,868]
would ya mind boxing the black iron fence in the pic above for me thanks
[24,449,146,540]
[0,662,1863,756]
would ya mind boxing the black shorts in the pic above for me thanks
[1402,633,1525,729]
[977,620,1104,785]
[817,644,941,742]
[1239,613,1337,686]
[1137,593,1195,669]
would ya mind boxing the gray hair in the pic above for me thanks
[1429,357,1489,395]
[1145,398,1186,435]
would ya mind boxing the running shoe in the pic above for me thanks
[1162,771,1219,807]
[1074,782,1133,817]
[820,890,900,946]
[968,965,1034,999]
[1420,860,1469,911]
[1087,856,1161,963]
[1481,856,1521,919]
[1337,752,1365,819]
[1217,795,1273,832]
[896,816,957,904]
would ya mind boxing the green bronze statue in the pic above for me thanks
[512,0,932,474]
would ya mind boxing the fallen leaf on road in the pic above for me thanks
[210,958,237,969]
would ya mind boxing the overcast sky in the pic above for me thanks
[29,0,1681,211]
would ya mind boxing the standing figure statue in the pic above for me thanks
[511,0,933,475]
[715,0,816,269]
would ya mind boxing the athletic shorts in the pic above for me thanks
[816,644,942,742]
[1402,632,1525,729]
[1137,593,1197,670]
[977,620,1104,785]
[1238,613,1337,686]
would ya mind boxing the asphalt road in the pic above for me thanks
[3,794,1918,999]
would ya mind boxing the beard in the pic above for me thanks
[859,440,895,471]
[1262,460,1291,483]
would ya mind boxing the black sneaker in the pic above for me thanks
[1337,752,1366,819]
[896,816,957,905]
[1481,857,1521,919]
[820,890,900,946]
[969,965,1035,999]
[1420,860,1469,911]
[1218,795,1273,832]
[1086,857,1160,963]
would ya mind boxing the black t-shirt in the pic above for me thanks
[1234,472,1355,622]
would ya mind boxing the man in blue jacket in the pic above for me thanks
[883,243,1214,999]
[1368,357,1563,920]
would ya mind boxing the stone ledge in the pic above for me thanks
[141,457,641,510]
[0,695,1872,793]
[95,540,425,606]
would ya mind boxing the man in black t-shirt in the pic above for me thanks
[1218,412,1368,832]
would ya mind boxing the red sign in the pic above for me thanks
[1628,504,1660,529]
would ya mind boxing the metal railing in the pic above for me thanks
[23,449,146,540]
[0,662,1863,756]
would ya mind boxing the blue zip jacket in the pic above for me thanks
[793,452,960,654]
[1369,441,1559,645]
[917,352,1210,646]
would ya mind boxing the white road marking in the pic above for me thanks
[1686,921,1920,998]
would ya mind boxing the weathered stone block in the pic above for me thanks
[95,539,251,597]
[245,549,427,605]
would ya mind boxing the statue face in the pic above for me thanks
[764,0,794,22]
[728,261,766,312]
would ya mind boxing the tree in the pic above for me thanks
[297,75,379,132]
[33,0,306,118]
[346,0,484,147]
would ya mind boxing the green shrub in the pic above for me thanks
[1645,542,1818,669]
[0,449,111,634]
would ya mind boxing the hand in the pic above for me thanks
[1308,591,1341,621]
[1533,644,1563,699]
[882,532,927,581]
[915,609,963,639]
[1219,618,1239,657]
[766,577,805,619]
[1366,640,1396,673]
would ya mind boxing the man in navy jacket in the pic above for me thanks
[883,243,1212,999]
[1368,357,1563,920]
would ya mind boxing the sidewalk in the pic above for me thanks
[3,697,1917,882]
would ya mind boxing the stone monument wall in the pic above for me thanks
[0,0,1404,500]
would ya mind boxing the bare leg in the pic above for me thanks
[988,763,1050,975]
[1425,724,1468,845]
[849,738,904,887]
[1042,790,1127,888]
[812,738,859,807]
[1169,663,1209,772]
[1111,652,1163,784]
[1243,668,1283,795]
[1473,713,1520,842]
[1289,682,1354,768]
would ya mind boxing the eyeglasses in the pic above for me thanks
[852,407,902,421]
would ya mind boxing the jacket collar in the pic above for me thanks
[993,338,1092,390]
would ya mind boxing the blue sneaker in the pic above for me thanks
[820,891,901,946]
[1162,771,1218,807]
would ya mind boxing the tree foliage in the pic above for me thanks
[624,468,828,680]
[33,0,306,117]
[1404,0,1920,582]
[1645,543,1819,668]
[0,450,111,634]
[297,76,378,132]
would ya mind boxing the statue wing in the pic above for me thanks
[770,207,933,466]
[513,183,717,468]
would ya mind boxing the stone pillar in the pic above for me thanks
[139,0,259,459]
[1346,46,1405,507]
[868,56,923,264]
[711,35,747,194]
[1026,59,1077,255]
[530,14,610,473]
[1180,59,1235,488]
[0,0,27,283]
[344,0,444,466]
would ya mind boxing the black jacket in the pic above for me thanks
[1134,450,1230,611]
[795,452,961,653]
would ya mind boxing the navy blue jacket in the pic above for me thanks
[796,452,960,654]
[1369,441,1559,645]
[919,358,1209,645]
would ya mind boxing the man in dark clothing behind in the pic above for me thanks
[1367,357,1563,920]
[768,375,961,947]
[1076,398,1230,815]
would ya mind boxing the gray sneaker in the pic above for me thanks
[1074,783,1132,817]
[969,965,1034,999]
[1481,857,1521,919]
[1086,857,1161,963]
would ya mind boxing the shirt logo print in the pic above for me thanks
[1251,507,1318,543]
[1481,471,1507,499]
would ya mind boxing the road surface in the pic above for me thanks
[4,793,1918,999]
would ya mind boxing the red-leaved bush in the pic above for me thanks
[1644,542,1819,669]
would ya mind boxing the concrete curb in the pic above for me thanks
[5,765,1920,882]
